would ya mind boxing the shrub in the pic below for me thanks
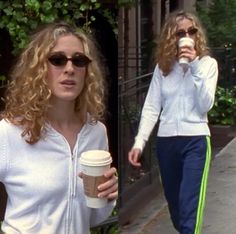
[208,86,236,125]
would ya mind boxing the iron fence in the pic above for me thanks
[118,72,161,224]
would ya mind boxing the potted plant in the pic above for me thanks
[208,86,236,148]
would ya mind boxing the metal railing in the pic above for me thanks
[118,72,160,222]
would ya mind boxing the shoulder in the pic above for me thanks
[150,64,164,82]
[95,120,107,131]
[0,118,8,127]
[190,55,218,73]
[0,119,7,148]
[0,119,11,179]
[84,114,107,135]
[86,120,107,135]
[0,119,24,148]
[153,64,163,76]
[0,119,12,136]
[0,119,21,136]
[83,120,108,150]
[199,55,218,66]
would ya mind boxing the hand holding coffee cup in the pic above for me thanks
[97,167,118,201]
[79,150,113,208]
[178,37,195,68]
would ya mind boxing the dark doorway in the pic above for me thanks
[88,10,118,168]
[0,28,14,111]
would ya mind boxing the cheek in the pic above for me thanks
[46,70,53,87]
[77,69,87,84]
[46,66,61,84]
[79,67,87,76]
[78,77,86,94]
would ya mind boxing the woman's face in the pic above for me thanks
[46,34,89,103]
[175,18,197,43]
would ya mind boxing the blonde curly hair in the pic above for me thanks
[156,10,210,76]
[1,22,106,144]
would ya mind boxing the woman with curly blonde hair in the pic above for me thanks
[156,11,210,76]
[0,22,117,233]
[129,10,218,234]
[3,22,106,144]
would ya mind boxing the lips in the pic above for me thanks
[60,80,76,86]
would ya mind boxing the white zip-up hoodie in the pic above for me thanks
[133,56,218,151]
[0,117,115,234]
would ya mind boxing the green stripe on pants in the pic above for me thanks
[194,136,211,234]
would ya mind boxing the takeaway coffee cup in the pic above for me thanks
[80,150,112,208]
[178,37,195,67]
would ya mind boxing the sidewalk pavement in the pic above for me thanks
[121,138,236,234]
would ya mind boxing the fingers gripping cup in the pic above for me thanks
[178,37,195,68]
[80,150,112,208]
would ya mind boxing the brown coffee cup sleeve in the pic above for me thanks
[83,174,109,198]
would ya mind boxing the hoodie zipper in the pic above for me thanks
[63,137,78,234]
[64,138,79,234]
[177,69,187,134]
[46,123,83,234]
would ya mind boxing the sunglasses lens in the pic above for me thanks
[176,30,186,38]
[48,54,91,67]
[176,28,198,37]
[48,55,67,66]
[72,55,91,67]
[188,28,198,35]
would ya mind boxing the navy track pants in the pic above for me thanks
[156,136,211,234]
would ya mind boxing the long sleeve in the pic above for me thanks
[189,56,218,114]
[89,200,116,227]
[133,66,162,152]
[88,121,116,227]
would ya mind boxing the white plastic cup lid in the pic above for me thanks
[178,37,194,48]
[80,150,112,167]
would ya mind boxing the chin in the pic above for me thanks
[60,96,78,101]
[51,94,78,102]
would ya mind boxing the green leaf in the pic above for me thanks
[0,75,6,81]
[73,10,82,19]
[28,20,38,29]
[94,2,101,9]
[42,1,52,11]
[80,3,88,11]
[12,3,23,9]
[40,14,56,23]
[3,7,13,16]
[90,15,96,21]
[62,9,68,15]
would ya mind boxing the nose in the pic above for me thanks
[64,60,74,74]
[185,32,191,38]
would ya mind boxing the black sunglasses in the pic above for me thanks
[176,27,198,38]
[48,53,91,68]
